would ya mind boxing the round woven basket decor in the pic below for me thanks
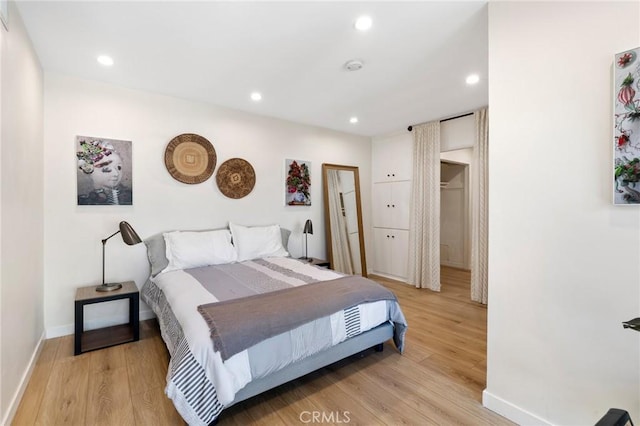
[216,158,256,199]
[164,133,216,184]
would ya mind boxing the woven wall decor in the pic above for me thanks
[216,158,256,199]
[164,133,216,184]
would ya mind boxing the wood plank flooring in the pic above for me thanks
[12,267,512,425]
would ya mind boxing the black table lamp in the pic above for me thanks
[302,219,313,261]
[97,221,142,292]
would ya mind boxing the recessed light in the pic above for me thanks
[97,55,114,66]
[466,74,480,85]
[344,59,364,72]
[250,92,262,101]
[354,16,372,31]
[350,117,359,124]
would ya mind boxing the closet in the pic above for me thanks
[440,160,469,269]
[439,115,474,271]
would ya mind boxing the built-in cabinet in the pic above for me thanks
[372,138,412,183]
[372,181,411,229]
[371,132,412,280]
[373,228,409,278]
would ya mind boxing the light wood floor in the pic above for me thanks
[12,267,512,425]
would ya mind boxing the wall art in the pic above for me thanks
[286,159,311,206]
[216,158,256,199]
[165,133,216,184]
[0,0,7,31]
[76,136,132,205]
[614,47,640,204]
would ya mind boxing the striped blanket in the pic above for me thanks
[198,275,403,361]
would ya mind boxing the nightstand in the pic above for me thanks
[303,257,330,268]
[74,281,140,355]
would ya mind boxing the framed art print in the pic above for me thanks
[614,47,640,204]
[76,136,133,205]
[0,0,8,31]
[285,159,311,206]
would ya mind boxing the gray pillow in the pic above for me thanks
[280,227,291,251]
[143,231,173,277]
[144,227,291,277]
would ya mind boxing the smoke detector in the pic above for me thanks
[344,59,364,71]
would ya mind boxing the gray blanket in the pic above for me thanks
[197,275,401,361]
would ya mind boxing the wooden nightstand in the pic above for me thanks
[74,281,140,355]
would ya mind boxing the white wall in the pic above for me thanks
[486,2,640,425]
[43,74,371,337]
[441,113,475,152]
[0,2,44,423]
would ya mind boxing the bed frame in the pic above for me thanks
[218,321,394,420]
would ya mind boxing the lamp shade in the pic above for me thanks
[303,219,313,235]
[119,221,142,245]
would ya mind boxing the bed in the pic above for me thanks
[140,224,408,425]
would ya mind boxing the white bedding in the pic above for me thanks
[144,257,396,425]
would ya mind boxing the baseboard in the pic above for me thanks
[46,309,156,339]
[483,389,552,426]
[368,271,409,283]
[2,330,46,426]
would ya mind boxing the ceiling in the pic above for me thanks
[16,1,488,137]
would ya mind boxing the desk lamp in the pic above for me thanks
[97,221,142,292]
[302,219,313,261]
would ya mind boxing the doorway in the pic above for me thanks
[440,160,470,270]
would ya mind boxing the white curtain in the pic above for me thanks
[471,108,489,304]
[327,170,354,275]
[408,121,441,291]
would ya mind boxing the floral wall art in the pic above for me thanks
[285,159,311,206]
[614,47,640,204]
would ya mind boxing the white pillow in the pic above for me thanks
[229,223,289,262]
[162,229,237,273]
